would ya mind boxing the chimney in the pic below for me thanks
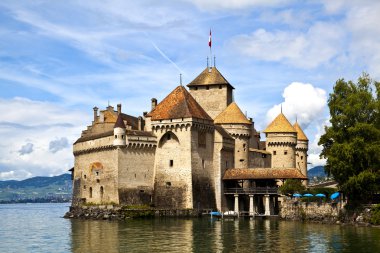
[151,98,157,111]
[93,107,98,122]
[138,116,142,130]
[117,104,122,115]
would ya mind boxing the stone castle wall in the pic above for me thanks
[266,133,297,168]
[190,127,216,210]
[152,122,193,209]
[117,146,156,205]
[189,84,232,119]
[73,147,119,205]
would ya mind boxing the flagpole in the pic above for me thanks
[209,29,212,71]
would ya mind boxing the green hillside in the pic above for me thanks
[0,174,72,203]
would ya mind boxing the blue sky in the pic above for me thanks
[1,0,379,180]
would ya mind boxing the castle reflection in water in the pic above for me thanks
[69,218,380,252]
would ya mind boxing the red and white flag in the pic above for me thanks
[208,29,212,48]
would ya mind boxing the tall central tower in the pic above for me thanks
[187,67,234,119]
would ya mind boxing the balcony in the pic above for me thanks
[224,187,278,195]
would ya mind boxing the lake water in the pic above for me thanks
[0,203,379,253]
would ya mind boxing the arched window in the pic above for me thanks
[100,186,104,200]
[89,187,93,198]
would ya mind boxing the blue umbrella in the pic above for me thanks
[315,193,326,197]
[303,193,313,197]
[293,193,302,197]
[330,192,340,200]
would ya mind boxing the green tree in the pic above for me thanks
[319,73,380,204]
[279,179,305,195]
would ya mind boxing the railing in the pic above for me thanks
[224,187,278,195]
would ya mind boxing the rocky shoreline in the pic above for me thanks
[64,205,201,220]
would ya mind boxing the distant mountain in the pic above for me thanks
[308,166,327,178]
[0,174,72,203]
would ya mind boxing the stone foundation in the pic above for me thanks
[280,199,341,223]
[64,205,201,220]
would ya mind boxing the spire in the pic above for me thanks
[280,104,283,113]
[214,55,216,67]
[207,57,209,69]
[264,113,296,133]
[180,73,182,86]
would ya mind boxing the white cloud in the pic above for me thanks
[0,98,88,180]
[265,82,328,168]
[266,82,327,128]
[229,22,345,69]
[19,143,34,155]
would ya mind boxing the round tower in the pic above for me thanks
[264,113,297,168]
[113,113,126,147]
[293,122,309,181]
[214,102,252,168]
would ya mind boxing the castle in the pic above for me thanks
[71,65,308,216]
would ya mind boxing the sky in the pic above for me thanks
[1,0,380,180]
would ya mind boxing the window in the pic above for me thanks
[83,185,86,189]
[239,159,245,162]
[202,159,205,169]
[206,86,209,90]
[243,143,246,151]
[122,135,124,139]
[262,154,267,158]
[273,151,277,155]
[301,156,303,160]
[84,174,87,179]
[100,186,104,200]
[284,151,288,155]
[167,133,171,140]
[95,171,99,176]
[89,187,93,198]
[96,179,100,183]
[115,135,117,139]
[219,85,222,89]
[169,160,174,167]
[166,182,171,187]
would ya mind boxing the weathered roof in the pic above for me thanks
[187,67,234,89]
[293,122,308,141]
[249,148,271,155]
[215,125,234,140]
[147,85,212,121]
[223,168,307,180]
[114,114,126,129]
[263,113,296,133]
[214,102,251,125]
[74,129,155,144]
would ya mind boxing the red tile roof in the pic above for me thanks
[147,86,212,121]
[223,168,308,180]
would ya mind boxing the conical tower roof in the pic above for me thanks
[293,122,308,141]
[187,67,234,89]
[214,102,251,125]
[264,113,296,133]
[147,86,212,121]
[114,113,126,129]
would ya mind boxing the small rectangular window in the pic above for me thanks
[169,160,174,167]
[301,156,303,160]
[284,151,288,155]
[273,151,276,155]
[202,159,205,169]
[166,182,171,187]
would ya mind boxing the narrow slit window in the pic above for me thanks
[169,160,174,167]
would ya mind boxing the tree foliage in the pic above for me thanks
[319,73,380,203]
[279,179,306,195]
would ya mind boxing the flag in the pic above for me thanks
[209,29,212,48]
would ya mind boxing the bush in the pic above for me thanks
[370,204,380,225]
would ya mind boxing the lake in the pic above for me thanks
[0,203,379,252]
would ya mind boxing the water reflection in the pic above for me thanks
[70,218,380,253]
